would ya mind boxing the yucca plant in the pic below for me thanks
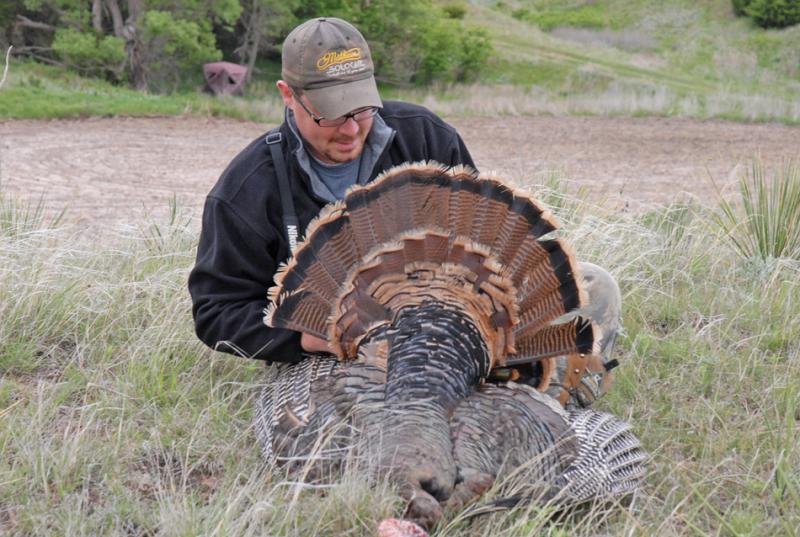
[711,160,800,261]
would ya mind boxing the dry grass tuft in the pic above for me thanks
[402,83,798,123]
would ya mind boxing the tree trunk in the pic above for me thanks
[244,30,261,83]
[106,0,125,37]
[239,0,265,83]
[92,0,104,33]
[122,0,147,91]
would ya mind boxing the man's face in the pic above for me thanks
[278,81,373,165]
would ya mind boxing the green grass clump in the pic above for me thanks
[711,160,800,261]
[0,193,64,237]
[512,4,611,32]
[479,57,573,88]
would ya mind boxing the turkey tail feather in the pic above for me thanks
[266,162,592,376]
[509,317,597,365]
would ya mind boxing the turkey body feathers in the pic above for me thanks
[258,163,646,528]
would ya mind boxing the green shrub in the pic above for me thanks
[711,160,800,261]
[141,10,222,91]
[309,0,492,85]
[746,0,800,28]
[511,8,530,21]
[442,3,467,19]
[457,27,492,82]
[51,28,126,80]
[412,22,492,84]
[170,0,242,27]
[732,0,753,17]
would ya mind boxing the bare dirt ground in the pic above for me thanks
[1,115,798,227]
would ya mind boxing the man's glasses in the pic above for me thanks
[291,89,379,128]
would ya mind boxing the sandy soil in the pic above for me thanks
[1,115,798,227]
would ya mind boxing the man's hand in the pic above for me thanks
[301,332,330,353]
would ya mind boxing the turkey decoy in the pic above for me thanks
[255,163,646,529]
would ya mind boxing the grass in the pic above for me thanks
[1,169,799,535]
[0,61,283,122]
[0,193,64,236]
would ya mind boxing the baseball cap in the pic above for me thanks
[281,17,382,120]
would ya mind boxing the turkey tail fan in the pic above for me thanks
[328,233,517,360]
[345,162,458,252]
[509,316,597,366]
[271,203,353,300]
[512,237,585,340]
[265,161,592,374]
[263,289,330,339]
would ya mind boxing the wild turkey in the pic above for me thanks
[255,163,646,529]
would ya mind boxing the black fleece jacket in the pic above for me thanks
[188,100,475,362]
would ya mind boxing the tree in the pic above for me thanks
[236,0,298,82]
[290,0,492,85]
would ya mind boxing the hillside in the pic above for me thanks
[400,0,800,121]
[1,0,799,122]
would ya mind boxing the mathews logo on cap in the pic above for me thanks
[317,48,364,71]
[282,17,382,119]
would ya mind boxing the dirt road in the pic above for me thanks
[1,115,797,227]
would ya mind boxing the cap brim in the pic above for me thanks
[304,76,382,120]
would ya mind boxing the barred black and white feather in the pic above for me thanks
[557,410,648,502]
[253,353,339,462]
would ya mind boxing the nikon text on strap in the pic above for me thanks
[265,130,299,253]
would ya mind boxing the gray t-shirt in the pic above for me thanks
[307,155,362,201]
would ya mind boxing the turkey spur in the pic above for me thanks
[255,163,646,528]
